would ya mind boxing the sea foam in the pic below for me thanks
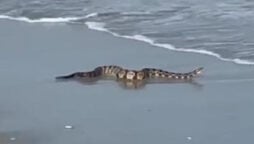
[0,15,80,23]
[1,14,254,65]
[85,21,254,65]
[0,13,97,23]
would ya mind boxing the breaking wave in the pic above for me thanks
[85,21,254,65]
[0,13,97,23]
[1,14,254,65]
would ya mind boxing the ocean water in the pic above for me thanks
[1,0,254,65]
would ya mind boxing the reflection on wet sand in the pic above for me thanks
[55,77,203,89]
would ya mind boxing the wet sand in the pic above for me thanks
[0,19,254,144]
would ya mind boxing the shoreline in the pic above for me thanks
[1,15,254,65]
[84,21,254,66]
[1,19,254,144]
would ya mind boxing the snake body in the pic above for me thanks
[56,65,203,81]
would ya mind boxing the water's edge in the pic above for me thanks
[1,14,254,65]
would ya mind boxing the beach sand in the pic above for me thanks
[0,19,254,144]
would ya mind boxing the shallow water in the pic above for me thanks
[1,0,254,64]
